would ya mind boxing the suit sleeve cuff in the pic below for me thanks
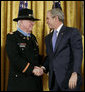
[41,66,47,73]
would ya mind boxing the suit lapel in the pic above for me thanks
[49,31,54,53]
[54,25,66,54]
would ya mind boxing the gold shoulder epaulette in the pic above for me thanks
[9,32,14,35]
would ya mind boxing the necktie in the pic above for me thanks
[52,30,58,52]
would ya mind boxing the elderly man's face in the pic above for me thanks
[21,20,35,33]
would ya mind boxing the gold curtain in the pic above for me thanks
[1,1,84,91]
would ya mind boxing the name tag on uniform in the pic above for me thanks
[18,43,26,48]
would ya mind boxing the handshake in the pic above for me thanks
[32,66,45,76]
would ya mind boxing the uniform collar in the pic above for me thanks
[17,27,31,37]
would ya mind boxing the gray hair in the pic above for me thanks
[17,20,22,28]
[48,8,64,23]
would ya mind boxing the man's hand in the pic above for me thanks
[69,72,78,89]
[32,66,44,76]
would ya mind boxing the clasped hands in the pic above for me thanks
[32,66,44,76]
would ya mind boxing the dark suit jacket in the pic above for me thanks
[44,25,83,90]
[6,31,42,91]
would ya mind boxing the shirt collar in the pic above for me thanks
[17,27,31,37]
[54,23,63,33]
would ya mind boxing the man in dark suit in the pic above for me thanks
[6,8,43,91]
[34,1,83,91]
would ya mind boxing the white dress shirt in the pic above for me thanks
[54,23,63,37]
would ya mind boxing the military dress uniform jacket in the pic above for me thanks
[6,31,43,91]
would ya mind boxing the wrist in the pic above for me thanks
[72,72,77,75]
[41,66,46,71]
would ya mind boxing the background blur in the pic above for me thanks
[1,1,84,91]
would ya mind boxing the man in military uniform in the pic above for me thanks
[6,8,43,91]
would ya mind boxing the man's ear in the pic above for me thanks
[54,16,59,21]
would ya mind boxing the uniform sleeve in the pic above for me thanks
[6,34,34,74]
[70,29,83,75]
